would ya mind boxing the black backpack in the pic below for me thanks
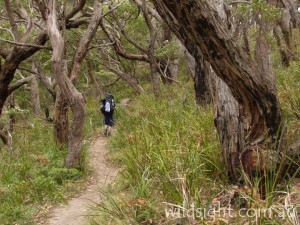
[100,93,116,113]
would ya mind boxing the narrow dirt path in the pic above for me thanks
[45,135,118,225]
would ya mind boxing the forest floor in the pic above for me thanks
[42,134,118,225]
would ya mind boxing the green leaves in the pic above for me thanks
[237,0,282,22]
[155,39,180,59]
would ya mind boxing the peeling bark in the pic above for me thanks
[54,90,69,145]
[151,0,284,184]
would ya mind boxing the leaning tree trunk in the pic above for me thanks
[151,0,285,183]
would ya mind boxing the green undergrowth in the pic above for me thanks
[275,61,300,141]
[90,87,228,224]
[90,61,300,224]
[0,97,104,225]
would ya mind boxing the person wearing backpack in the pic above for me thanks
[100,93,116,136]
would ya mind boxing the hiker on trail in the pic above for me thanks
[100,93,116,136]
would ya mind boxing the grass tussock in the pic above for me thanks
[0,96,104,225]
[91,67,300,224]
[90,88,229,224]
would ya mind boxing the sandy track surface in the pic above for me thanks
[45,136,117,225]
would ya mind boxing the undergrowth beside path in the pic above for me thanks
[91,69,300,225]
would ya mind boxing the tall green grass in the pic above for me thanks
[0,96,105,224]
[91,64,300,224]
[90,88,227,224]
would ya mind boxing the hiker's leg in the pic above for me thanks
[107,126,112,136]
[103,114,110,135]
[107,113,114,136]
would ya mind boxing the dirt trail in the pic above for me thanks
[45,135,118,225]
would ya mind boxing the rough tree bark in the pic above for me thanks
[30,62,42,116]
[182,46,211,105]
[151,0,285,183]
[54,90,69,144]
[0,32,48,117]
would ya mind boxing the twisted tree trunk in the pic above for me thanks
[45,0,86,168]
[151,0,285,184]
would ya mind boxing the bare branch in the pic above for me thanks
[69,0,103,82]
[0,37,52,50]
[66,0,86,21]
[8,75,35,95]
[228,1,251,5]
[66,17,90,28]
[109,1,148,53]
[4,0,20,41]
[0,27,16,41]
[132,0,162,22]
[15,0,35,43]
[101,0,126,19]
[100,21,149,62]
[104,77,121,87]
[105,64,145,93]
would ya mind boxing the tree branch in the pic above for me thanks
[66,0,86,21]
[109,2,148,53]
[132,0,162,22]
[0,37,52,50]
[69,0,102,82]
[100,21,149,62]
[8,75,35,95]
[0,27,16,41]
[4,0,20,41]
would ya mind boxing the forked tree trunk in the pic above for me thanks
[151,0,285,183]
[45,0,86,168]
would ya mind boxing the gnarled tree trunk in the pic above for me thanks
[151,0,285,184]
